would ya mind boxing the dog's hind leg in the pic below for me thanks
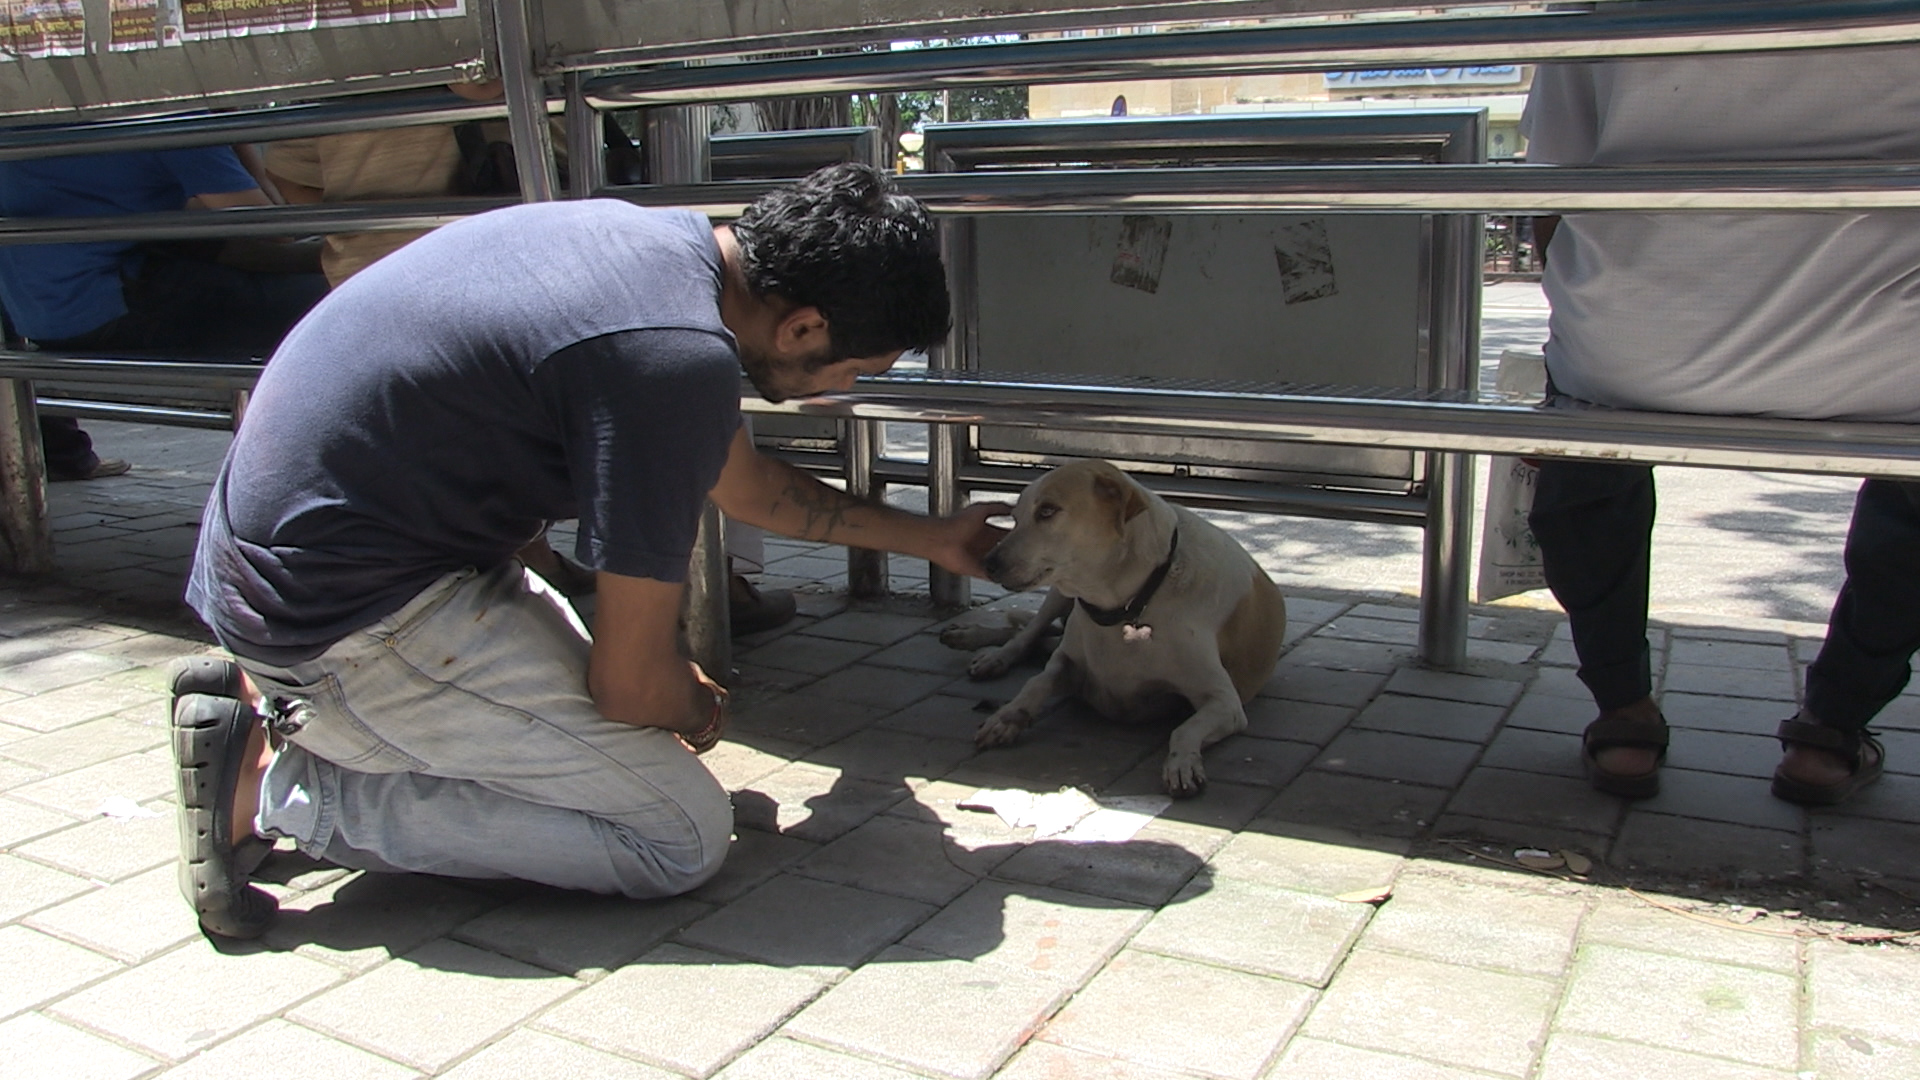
[965,588,1072,680]
[1162,664,1252,798]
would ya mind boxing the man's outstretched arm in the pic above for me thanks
[707,426,1006,579]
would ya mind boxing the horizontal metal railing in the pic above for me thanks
[579,0,1920,103]
[1,162,1917,248]
[741,372,1920,480]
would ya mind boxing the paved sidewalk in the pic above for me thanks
[3,408,1917,1080]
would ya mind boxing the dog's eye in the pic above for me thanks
[1035,504,1059,521]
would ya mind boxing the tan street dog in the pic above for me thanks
[960,460,1288,796]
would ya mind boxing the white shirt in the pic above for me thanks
[1521,47,1920,423]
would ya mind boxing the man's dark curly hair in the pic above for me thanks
[732,162,950,362]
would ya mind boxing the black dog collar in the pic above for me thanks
[1078,529,1180,630]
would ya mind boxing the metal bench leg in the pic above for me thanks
[1419,449,1475,670]
[928,421,969,609]
[0,378,52,574]
[845,418,888,598]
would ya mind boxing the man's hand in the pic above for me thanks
[928,501,1013,580]
[680,661,730,755]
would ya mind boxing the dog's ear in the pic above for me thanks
[1093,471,1149,529]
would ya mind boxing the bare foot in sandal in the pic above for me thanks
[1583,697,1668,798]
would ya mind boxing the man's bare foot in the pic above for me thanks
[1775,742,1852,787]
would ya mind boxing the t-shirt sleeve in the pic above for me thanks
[155,145,261,198]
[530,327,743,582]
[1520,63,1601,166]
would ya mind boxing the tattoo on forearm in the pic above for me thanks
[772,473,868,540]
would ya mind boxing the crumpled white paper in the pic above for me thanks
[97,796,159,820]
[958,786,1171,844]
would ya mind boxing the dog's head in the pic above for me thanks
[981,460,1151,594]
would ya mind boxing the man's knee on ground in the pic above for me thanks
[610,778,735,899]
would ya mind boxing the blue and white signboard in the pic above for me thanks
[1326,66,1523,88]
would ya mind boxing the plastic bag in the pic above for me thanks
[1476,347,1550,602]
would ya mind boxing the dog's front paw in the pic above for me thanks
[967,644,1020,680]
[1162,752,1208,799]
[941,623,1016,651]
[975,707,1033,748]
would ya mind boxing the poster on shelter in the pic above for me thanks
[108,0,164,51]
[0,0,86,60]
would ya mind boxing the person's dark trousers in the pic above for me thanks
[31,250,326,476]
[1528,458,1658,711]
[1804,479,1920,732]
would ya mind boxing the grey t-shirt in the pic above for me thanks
[187,201,742,664]
[1522,48,1920,423]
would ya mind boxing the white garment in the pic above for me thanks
[1521,48,1920,423]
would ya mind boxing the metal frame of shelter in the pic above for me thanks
[0,1,1918,683]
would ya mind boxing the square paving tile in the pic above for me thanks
[1255,771,1449,838]
[675,873,935,969]
[1243,697,1353,746]
[1807,937,1920,1048]
[900,879,1149,985]
[1298,948,1557,1077]
[1352,694,1507,743]
[156,1019,423,1080]
[716,1036,930,1080]
[1041,949,1316,1080]
[991,820,1221,907]
[801,728,978,784]
[793,814,1013,905]
[2,1012,161,1080]
[53,939,342,1061]
[1662,663,1796,702]
[1660,693,1789,735]
[285,938,572,1073]
[1633,770,1804,832]
[1260,664,1389,708]
[439,1029,678,1080]
[23,862,200,963]
[0,923,122,1019]
[1356,869,1584,978]
[1536,1033,1795,1080]
[1446,767,1624,835]
[451,891,712,978]
[533,943,828,1077]
[806,666,954,711]
[783,945,1072,1080]
[1268,1037,1515,1080]
[1131,875,1371,987]
[1613,812,1805,878]
[1206,826,1407,898]
[1557,943,1799,1070]
[730,762,911,843]
[1312,729,1482,788]
[1479,726,1584,779]
[1383,668,1525,707]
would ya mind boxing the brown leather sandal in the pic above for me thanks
[1582,709,1669,799]
[1771,718,1885,807]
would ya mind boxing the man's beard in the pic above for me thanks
[738,343,813,404]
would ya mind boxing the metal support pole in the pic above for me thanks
[928,216,977,609]
[1417,208,1483,670]
[645,100,728,679]
[492,0,559,202]
[685,502,731,683]
[1418,450,1474,671]
[231,388,250,430]
[0,379,51,574]
[563,71,604,200]
[845,419,888,598]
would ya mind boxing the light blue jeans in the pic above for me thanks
[243,562,733,897]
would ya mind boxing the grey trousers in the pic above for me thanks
[243,562,733,897]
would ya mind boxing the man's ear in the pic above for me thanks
[774,305,830,359]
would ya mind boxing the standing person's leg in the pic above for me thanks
[1529,458,1668,795]
[38,415,128,481]
[1774,479,1920,805]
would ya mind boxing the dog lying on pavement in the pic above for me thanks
[949,459,1288,796]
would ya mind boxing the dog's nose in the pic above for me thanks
[982,549,1004,578]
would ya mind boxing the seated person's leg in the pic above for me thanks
[122,248,327,357]
[1529,458,1667,795]
[38,415,128,481]
[1776,478,1920,804]
[241,562,733,899]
